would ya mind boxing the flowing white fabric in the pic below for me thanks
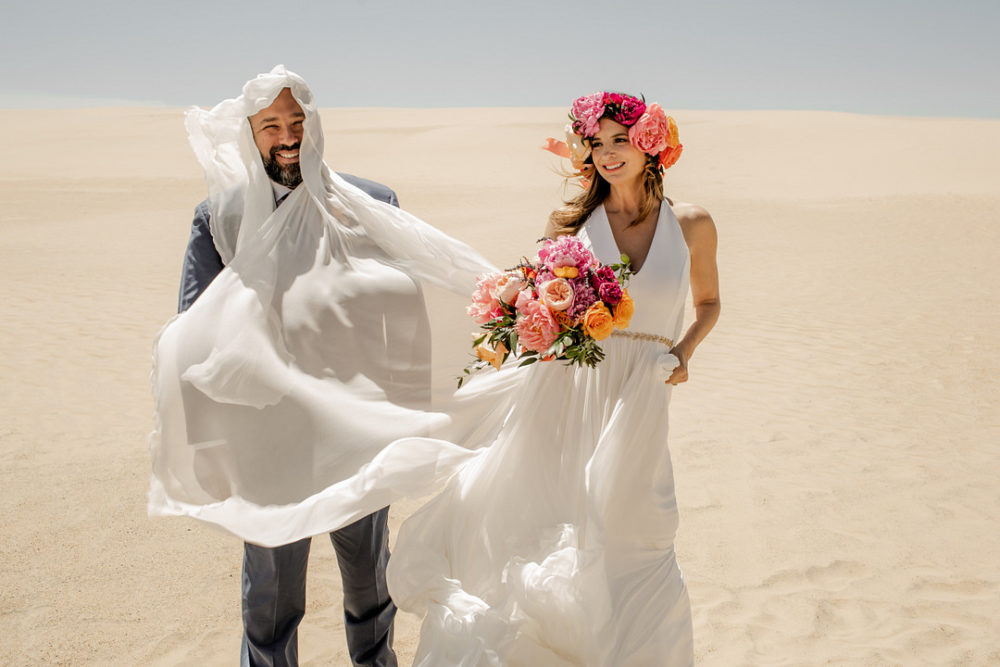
[387,202,695,665]
[148,66,503,547]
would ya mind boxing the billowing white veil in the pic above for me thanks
[149,66,508,547]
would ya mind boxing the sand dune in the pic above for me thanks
[1,107,997,665]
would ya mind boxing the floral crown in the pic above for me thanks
[543,91,683,184]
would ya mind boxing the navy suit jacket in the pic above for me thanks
[178,173,399,313]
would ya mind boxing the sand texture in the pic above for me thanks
[1,107,998,665]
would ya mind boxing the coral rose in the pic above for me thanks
[515,298,560,353]
[538,278,574,312]
[659,142,683,171]
[628,103,669,155]
[582,302,614,341]
[612,289,634,329]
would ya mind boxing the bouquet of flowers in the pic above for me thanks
[459,236,634,386]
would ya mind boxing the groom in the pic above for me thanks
[178,80,398,666]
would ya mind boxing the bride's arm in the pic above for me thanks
[667,202,721,385]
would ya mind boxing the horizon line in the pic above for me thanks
[2,102,998,122]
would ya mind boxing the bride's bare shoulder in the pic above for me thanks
[668,199,716,244]
[669,199,712,225]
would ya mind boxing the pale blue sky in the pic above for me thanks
[3,0,997,117]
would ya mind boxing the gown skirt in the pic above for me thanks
[387,202,695,666]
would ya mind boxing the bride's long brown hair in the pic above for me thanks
[548,154,664,236]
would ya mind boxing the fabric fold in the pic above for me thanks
[149,65,506,546]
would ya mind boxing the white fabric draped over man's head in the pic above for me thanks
[185,65,492,287]
[149,66,508,547]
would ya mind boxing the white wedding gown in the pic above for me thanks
[387,202,695,666]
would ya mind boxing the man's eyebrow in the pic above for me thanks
[252,111,306,128]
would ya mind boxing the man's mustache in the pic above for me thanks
[269,143,301,160]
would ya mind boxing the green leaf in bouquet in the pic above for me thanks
[610,254,635,285]
[456,359,489,388]
[559,336,605,368]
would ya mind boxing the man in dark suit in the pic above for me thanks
[178,86,397,667]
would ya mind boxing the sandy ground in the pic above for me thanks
[1,106,998,665]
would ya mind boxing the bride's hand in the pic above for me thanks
[665,347,689,385]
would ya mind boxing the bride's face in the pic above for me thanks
[588,118,647,188]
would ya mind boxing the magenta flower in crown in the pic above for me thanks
[602,92,646,125]
[613,94,646,126]
[571,91,647,138]
[603,92,624,107]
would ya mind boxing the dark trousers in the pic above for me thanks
[239,508,397,667]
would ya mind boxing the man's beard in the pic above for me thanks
[262,143,303,188]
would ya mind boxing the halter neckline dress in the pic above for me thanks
[387,202,695,666]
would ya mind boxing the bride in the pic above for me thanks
[386,92,721,666]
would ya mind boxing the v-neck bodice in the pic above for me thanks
[577,202,690,339]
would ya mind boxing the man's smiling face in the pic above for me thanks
[249,87,306,188]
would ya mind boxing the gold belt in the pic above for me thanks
[610,330,674,348]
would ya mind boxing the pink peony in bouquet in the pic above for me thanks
[460,236,634,385]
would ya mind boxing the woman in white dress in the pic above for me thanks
[387,92,721,666]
